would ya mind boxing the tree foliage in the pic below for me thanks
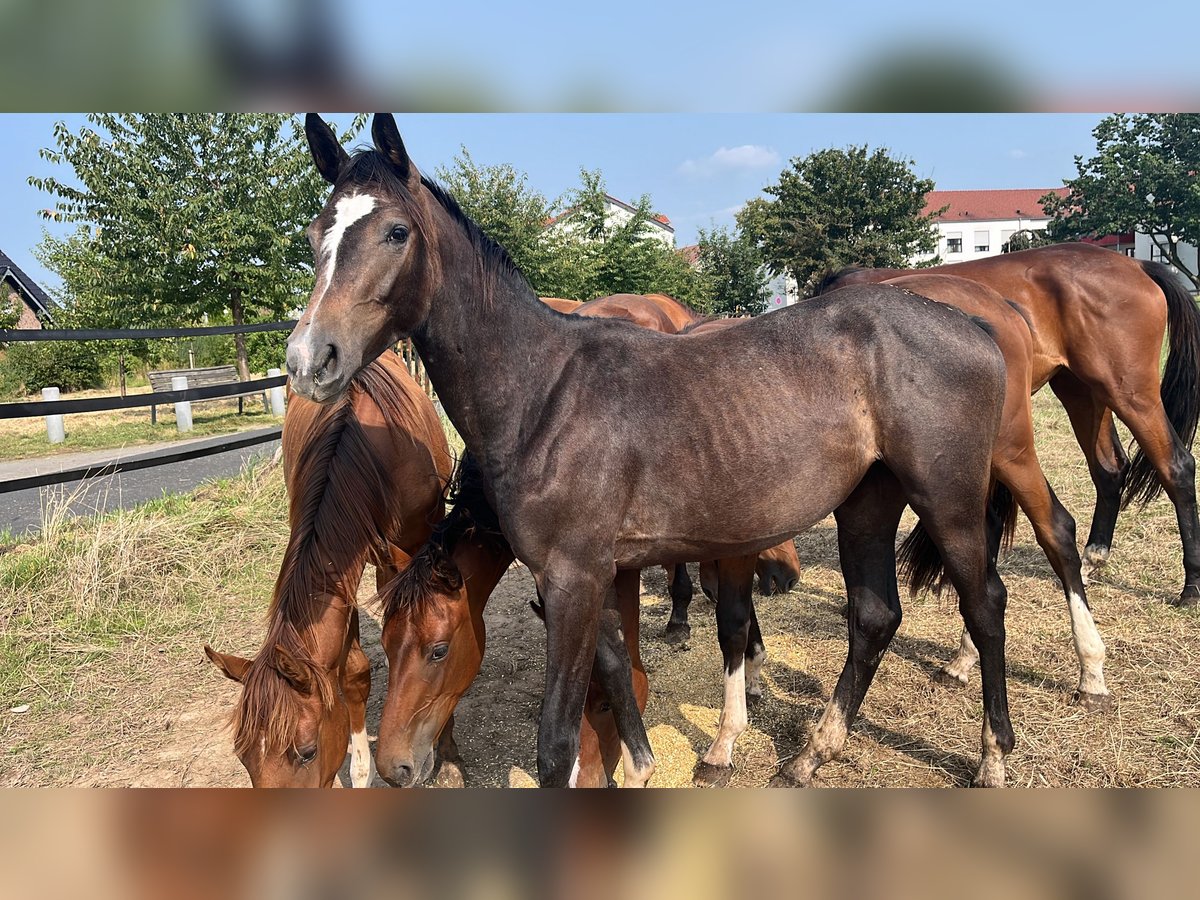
[30,114,360,378]
[738,145,942,292]
[0,288,21,331]
[555,169,709,309]
[695,225,770,317]
[1042,114,1200,289]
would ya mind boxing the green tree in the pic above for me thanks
[30,114,361,380]
[434,146,581,297]
[738,145,942,292]
[558,169,709,309]
[695,225,770,317]
[0,288,20,331]
[1042,113,1200,290]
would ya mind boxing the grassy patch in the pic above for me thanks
[0,393,282,461]
[0,458,288,784]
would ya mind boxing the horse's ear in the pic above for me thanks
[271,644,313,693]
[204,645,252,683]
[371,113,414,183]
[305,113,348,185]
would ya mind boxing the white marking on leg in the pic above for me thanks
[349,728,374,788]
[1067,591,1108,697]
[702,658,748,769]
[568,754,581,788]
[941,627,980,684]
[310,193,378,316]
[745,649,766,698]
[973,717,1007,787]
[781,698,848,785]
[620,741,655,788]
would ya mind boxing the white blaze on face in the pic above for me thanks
[568,754,581,788]
[310,192,378,316]
[350,728,375,788]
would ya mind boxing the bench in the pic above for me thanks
[147,365,266,424]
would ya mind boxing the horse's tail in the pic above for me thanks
[1123,261,1200,508]
[897,481,1016,597]
[813,267,862,296]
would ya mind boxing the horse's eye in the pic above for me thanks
[430,643,449,662]
[388,225,410,244]
[295,745,318,766]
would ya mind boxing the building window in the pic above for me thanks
[946,233,962,254]
[974,230,990,253]
[1001,229,1016,250]
[1150,242,1167,263]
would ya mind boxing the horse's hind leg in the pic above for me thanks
[745,600,767,702]
[586,569,653,787]
[1049,371,1128,579]
[663,563,693,644]
[586,569,656,787]
[995,445,1110,711]
[344,608,376,788]
[770,466,907,787]
[1105,384,1200,604]
[693,552,758,788]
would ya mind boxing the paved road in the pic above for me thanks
[1,433,281,535]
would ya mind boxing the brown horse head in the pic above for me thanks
[205,640,348,787]
[289,114,443,402]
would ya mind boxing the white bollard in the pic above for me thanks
[267,367,286,416]
[42,386,65,444]
[172,375,193,433]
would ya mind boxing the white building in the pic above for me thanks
[545,194,675,248]
[1136,232,1199,278]
[913,188,1069,265]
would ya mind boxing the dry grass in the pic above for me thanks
[0,459,288,786]
[2,389,1199,787]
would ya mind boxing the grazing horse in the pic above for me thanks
[204,351,452,787]
[287,114,1010,788]
[819,244,1200,605]
[540,297,584,314]
[375,454,648,787]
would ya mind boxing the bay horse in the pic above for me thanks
[881,274,1108,710]
[374,453,648,787]
[204,350,453,787]
[288,114,1010,788]
[819,244,1200,606]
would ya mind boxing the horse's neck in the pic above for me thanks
[455,539,516,621]
[411,217,575,456]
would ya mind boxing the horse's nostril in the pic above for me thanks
[313,344,337,379]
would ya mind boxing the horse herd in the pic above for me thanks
[205,113,1200,788]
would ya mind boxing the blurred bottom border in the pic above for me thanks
[2,789,1198,900]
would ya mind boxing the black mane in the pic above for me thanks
[336,148,530,293]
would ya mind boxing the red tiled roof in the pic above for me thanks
[678,244,700,266]
[923,188,1069,223]
[1082,232,1136,248]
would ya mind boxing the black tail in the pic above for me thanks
[897,481,1017,597]
[1123,261,1200,508]
[814,266,863,296]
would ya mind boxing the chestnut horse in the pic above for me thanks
[820,244,1200,605]
[205,351,452,787]
[375,454,647,787]
[288,115,1010,788]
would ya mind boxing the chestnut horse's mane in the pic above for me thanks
[379,453,509,620]
[233,353,436,757]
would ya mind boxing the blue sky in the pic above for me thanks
[0,113,1104,294]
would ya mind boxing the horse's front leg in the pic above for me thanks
[535,563,608,787]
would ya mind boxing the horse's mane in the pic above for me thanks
[814,266,864,295]
[380,453,509,620]
[233,353,439,756]
[337,148,533,305]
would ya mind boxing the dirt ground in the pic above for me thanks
[74,522,1200,789]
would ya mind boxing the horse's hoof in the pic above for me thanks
[1172,586,1200,608]
[970,770,1006,788]
[767,770,808,788]
[692,761,733,788]
[431,759,466,788]
[1072,690,1113,714]
[933,668,969,689]
[746,689,763,706]
[663,622,691,645]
